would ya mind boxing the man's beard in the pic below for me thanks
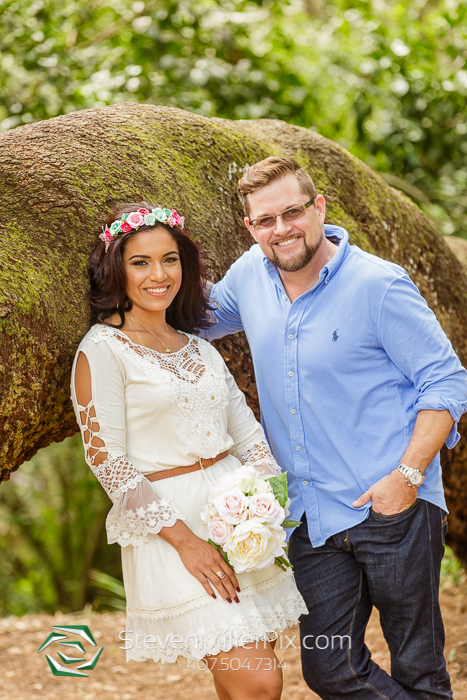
[270,232,324,272]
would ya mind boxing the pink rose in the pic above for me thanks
[127,211,144,229]
[249,492,285,528]
[137,207,150,216]
[167,215,177,227]
[208,517,233,546]
[121,221,132,232]
[213,488,249,525]
[105,228,112,241]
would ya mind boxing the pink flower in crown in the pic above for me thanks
[137,207,150,216]
[170,209,182,226]
[127,211,144,229]
[121,221,132,232]
[167,215,177,227]
[99,230,111,252]
[100,225,112,240]
[180,216,185,229]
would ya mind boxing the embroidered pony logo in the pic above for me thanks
[332,329,339,342]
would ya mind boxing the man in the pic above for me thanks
[202,156,467,699]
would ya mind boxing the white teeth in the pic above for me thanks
[276,237,299,247]
[146,287,168,293]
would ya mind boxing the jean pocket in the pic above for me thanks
[441,512,448,543]
[371,499,420,520]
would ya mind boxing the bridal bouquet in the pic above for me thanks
[201,466,301,574]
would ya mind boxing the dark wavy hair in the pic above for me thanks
[88,202,214,333]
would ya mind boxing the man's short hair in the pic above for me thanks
[237,156,318,218]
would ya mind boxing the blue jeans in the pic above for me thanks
[288,499,452,699]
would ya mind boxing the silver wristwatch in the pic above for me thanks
[397,462,425,488]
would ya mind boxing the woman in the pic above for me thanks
[71,202,307,700]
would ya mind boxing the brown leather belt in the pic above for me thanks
[145,450,230,482]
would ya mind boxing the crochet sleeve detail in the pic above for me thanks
[71,348,185,547]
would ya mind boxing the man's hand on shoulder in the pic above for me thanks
[352,469,417,515]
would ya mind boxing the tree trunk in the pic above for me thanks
[1,103,467,562]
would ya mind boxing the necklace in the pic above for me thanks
[129,316,175,354]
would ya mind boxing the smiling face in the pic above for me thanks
[122,227,182,314]
[245,174,326,273]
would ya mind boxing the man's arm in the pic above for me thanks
[353,273,467,514]
[353,409,454,514]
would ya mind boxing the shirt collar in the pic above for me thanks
[262,224,350,287]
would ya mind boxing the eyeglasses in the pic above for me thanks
[248,199,315,232]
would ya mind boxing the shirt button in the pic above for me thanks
[282,294,287,300]
[288,334,294,339]
[303,480,308,486]
[296,446,301,451]
[288,371,293,376]
[291,409,296,414]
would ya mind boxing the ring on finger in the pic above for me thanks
[215,570,226,580]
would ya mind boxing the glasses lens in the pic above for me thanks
[255,216,275,230]
[282,206,305,223]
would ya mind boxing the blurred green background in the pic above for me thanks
[1,0,466,615]
[1,0,467,236]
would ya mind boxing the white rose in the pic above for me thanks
[224,520,286,573]
[200,502,218,524]
[208,465,257,499]
[249,492,285,528]
[212,488,249,524]
[251,474,273,494]
[208,517,234,546]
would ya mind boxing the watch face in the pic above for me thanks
[410,471,424,486]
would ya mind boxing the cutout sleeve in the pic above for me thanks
[70,340,185,547]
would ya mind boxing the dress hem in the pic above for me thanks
[125,612,305,665]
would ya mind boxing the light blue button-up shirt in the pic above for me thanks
[203,226,467,546]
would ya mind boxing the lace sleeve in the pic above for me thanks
[233,440,282,476]
[222,360,282,477]
[71,346,185,548]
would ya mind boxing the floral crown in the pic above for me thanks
[99,206,185,252]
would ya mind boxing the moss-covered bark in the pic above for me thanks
[1,103,467,561]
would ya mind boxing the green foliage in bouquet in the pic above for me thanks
[265,473,301,530]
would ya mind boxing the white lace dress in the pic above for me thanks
[70,324,307,664]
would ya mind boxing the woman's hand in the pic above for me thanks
[158,520,240,603]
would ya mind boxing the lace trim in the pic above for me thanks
[232,439,282,476]
[92,454,144,501]
[89,325,204,382]
[107,499,185,547]
[126,566,294,620]
[125,594,307,663]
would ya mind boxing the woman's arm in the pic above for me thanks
[72,349,185,545]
